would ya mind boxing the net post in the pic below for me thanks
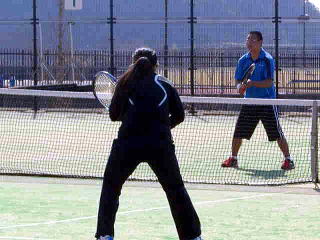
[311,100,319,183]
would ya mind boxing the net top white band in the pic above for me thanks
[180,96,320,107]
[0,88,319,107]
[0,88,95,99]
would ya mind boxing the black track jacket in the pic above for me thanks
[109,73,184,141]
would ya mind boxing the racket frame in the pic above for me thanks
[92,71,117,109]
[241,63,256,85]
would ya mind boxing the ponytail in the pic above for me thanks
[116,56,154,94]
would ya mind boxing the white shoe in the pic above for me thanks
[192,236,203,240]
[98,235,113,240]
[191,236,203,240]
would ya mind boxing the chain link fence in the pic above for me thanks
[0,0,320,95]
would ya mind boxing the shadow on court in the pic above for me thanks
[237,167,287,180]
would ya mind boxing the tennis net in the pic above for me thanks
[0,88,318,185]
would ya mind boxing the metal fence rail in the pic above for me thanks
[1,48,319,95]
[0,0,320,96]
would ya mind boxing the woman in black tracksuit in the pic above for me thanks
[95,48,202,240]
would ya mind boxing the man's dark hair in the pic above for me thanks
[249,31,263,41]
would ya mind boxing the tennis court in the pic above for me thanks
[0,109,313,183]
[0,177,319,240]
[0,91,319,240]
[1,1,320,239]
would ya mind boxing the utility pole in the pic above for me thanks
[32,0,39,116]
[303,0,307,67]
[274,0,280,98]
[303,0,306,66]
[58,0,65,83]
[32,0,38,86]
[164,0,168,78]
[189,0,195,97]
[298,0,310,67]
[108,0,115,76]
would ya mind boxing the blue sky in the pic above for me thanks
[309,0,320,9]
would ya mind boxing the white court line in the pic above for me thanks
[0,192,284,230]
[0,237,52,240]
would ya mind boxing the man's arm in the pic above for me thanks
[235,59,245,94]
[246,79,273,88]
[245,57,274,89]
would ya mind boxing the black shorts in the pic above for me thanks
[233,105,284,141]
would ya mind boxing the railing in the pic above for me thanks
[0,48,319,95]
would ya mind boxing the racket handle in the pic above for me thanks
[239,84,246,95]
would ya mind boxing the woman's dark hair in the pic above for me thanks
[132,47,158,66]
[116,47,158,94]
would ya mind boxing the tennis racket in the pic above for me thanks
[237,63,256,96]
[93,71,117,109]
[241,63,256,84]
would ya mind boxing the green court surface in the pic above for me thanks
[0,178,319,240]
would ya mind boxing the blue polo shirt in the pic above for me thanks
[235,48,276,99]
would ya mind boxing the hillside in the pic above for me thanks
[1,0,320,49]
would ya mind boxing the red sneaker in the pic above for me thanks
[221,157,238,168]
[281,159,295,170]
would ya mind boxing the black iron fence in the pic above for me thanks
[1,48,319,95]
[1,0,320,96]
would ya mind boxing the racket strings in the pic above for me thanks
[94,73,116,108]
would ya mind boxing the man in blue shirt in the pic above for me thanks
[221,31,294,170]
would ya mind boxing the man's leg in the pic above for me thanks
[261,105,294,170]
[277,137,290,158]
[221,137,242,167]
[222,105,259,167]
[232,137,242,156]
[277,136,295,170]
